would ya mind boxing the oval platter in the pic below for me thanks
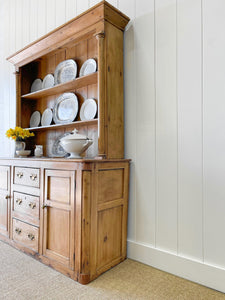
[53,92,78,124]
[54,59,77,85]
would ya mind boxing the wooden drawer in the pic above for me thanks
[13,192,39,220]
[12,218,39,252]
[14,167,40,188]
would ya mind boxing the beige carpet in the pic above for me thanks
[0,241,224,300]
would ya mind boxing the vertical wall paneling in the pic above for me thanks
[37,0,47,38]
[15,0,23,50]
[0,0,5,154]
[65,0,77,21]
[177,0,203,260]
[124,20,136,241]
[118,0,135,20]
[29,0,38,42]
[22,0,30,46]
[135,1,156,245]
[55,0,66,27]
[155,0,178,253]
[46,0,56,33]
[77,0,89,15]
[203,0,225,268]
[89,0,101,8]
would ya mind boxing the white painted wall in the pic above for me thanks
[1,0,225,293]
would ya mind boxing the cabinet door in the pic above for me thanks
[0,166,10,237]
[43,170,75,270]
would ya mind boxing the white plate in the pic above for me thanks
[30,78,42,93]
[54,59,77,85]
[41,108,53,126]
[53,93,78,124]
[80,99,97,121]
[79,59,97,77]
[42,74,54,89]
[30,111,41,128]
[51,132,71,157]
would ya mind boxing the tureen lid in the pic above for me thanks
[60,129,89,140]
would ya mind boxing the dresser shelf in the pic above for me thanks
[22,72,98,100]
[27,119,98,131]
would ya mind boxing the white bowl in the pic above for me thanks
[60,139,93,158]
[16,150,31,157]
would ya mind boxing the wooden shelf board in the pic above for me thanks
[22,72,98,99]
[26,119,98,131]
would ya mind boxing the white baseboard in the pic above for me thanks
[127,240,225,294]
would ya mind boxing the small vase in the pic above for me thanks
[15,140,26,157]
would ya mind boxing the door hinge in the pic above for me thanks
[73,253,75,261]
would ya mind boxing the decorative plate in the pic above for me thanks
[30,78,42,93]
[41,108,53,126]
[51,132,71,157]
[53,92,78,124]
[54,59,77,85]
[80,99,97,121]
[42,74,54,89]
[79,58,97,77]
[29,111,41,128]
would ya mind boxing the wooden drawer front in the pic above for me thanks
[13,192,39,219]
[12,219,39,252]
[14,167,40,188]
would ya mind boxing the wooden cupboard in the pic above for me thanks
[0,158,129,284]
[0,1,130,284]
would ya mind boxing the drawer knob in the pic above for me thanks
[29,202,36,209]
[16,198,23,205]
[27,233,35,241]
[42,204,48,209]
[15,228,21,235]
[5,195,10,200]
[30,174,37,181]
[16,172,23,178]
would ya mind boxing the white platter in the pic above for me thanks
[30,78,42,93]
[41,108,53,126]
[42,74,54,89]
[53,92,78,124]
[80,99,97,121]
[51,132,71,157]
[54,59,77,85]
[79,59,97,77]
[30,111,41,128]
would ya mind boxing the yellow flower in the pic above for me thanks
[5,126,35,141]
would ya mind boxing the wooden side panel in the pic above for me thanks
[97,205,122,269]
[98,169,124,203]
[105,22,124,158]
[0,166,10,238]
[81,171,91,276]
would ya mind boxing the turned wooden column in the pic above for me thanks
[14,67,21,127]
[96,32,106,159]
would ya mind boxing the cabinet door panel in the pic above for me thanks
[0,166,10,237]
[43,169,75,270]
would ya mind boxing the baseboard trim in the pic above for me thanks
[127,240,225,293]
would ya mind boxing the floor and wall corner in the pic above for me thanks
[0,0,225,295]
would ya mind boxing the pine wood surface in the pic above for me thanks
[0,158,130,284]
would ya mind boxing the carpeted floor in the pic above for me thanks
[0,241,224,300]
